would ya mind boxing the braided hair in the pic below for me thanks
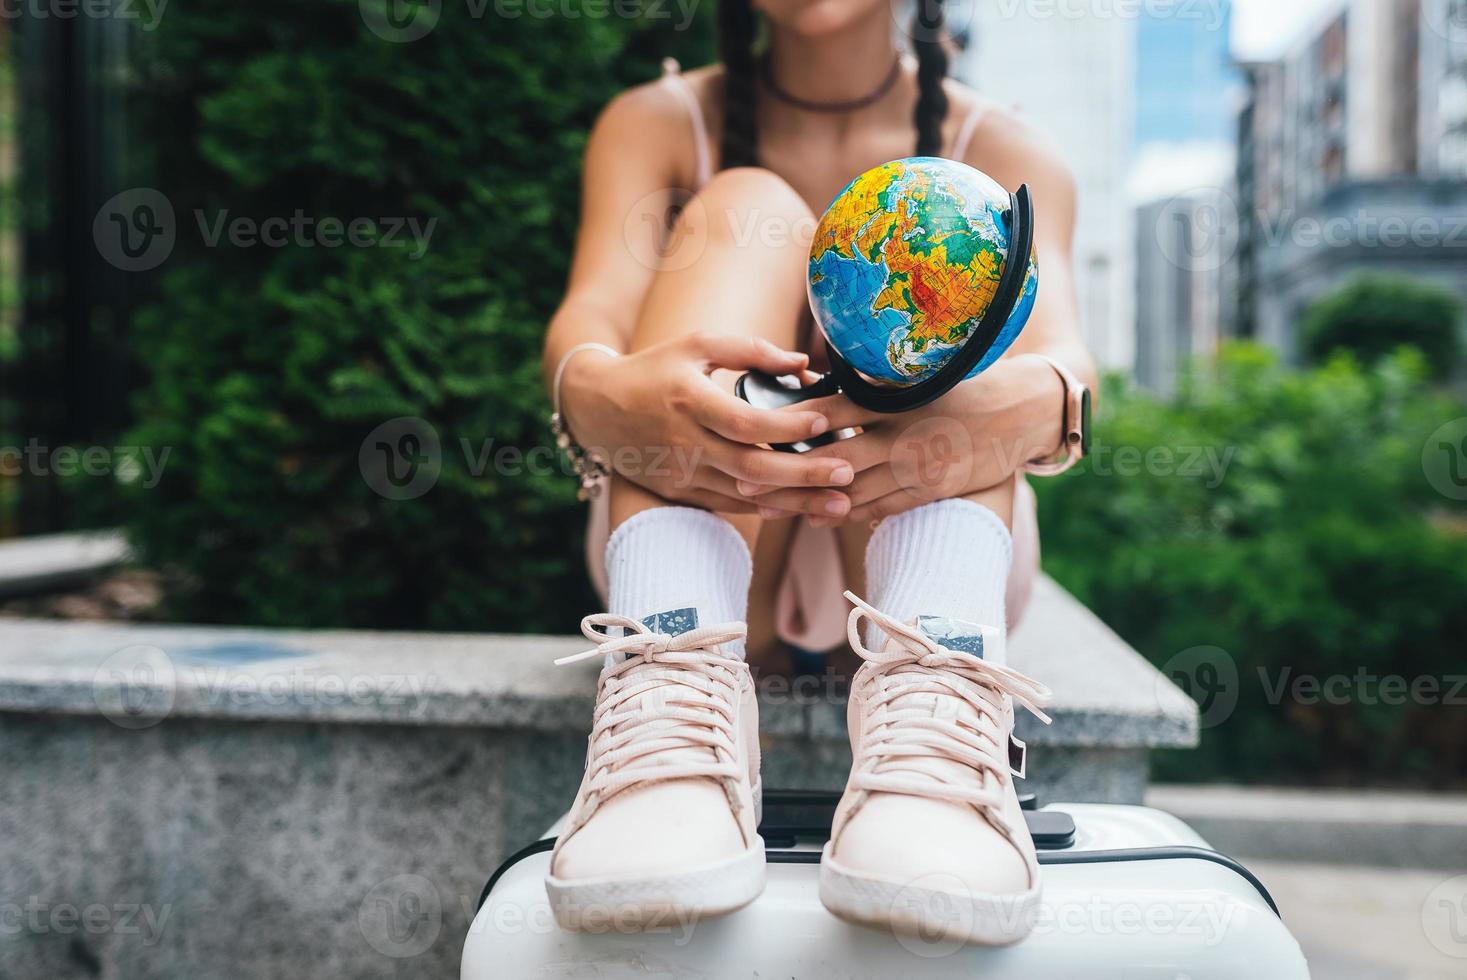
[717,0,951,170]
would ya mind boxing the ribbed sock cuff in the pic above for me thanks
[863,499,1013,661]
[604,507,752,658]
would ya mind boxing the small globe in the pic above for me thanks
[808,157,1038,386]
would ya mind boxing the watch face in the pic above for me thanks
[1079,388,1092,457]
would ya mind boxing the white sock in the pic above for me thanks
[604,506,752,660]
[863,499,1013,664]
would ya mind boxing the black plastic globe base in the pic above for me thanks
[737,183,1035,452]
[733,371,841,454]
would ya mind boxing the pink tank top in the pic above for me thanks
[659,57,992,190]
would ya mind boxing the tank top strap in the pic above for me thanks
[660,58,713,191]
[949,100,991,162]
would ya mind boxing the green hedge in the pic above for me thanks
[115,1,713,630]
[1034,343,1467,785]
[1301,273,1465,379]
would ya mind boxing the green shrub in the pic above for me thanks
[1301,273,1465,379]
[1035,343,1467,785]
[114,2,713,630]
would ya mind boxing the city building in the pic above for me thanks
[1234,0,1467,355]
[951,1,1137,371]
[1134,188,1237,393]
[1129,1,1239,389]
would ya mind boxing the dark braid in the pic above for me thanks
[718,0,760,169]
[913,0,951,157]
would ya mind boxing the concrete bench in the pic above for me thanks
[0,530,130,598]
[0,575,1195,979]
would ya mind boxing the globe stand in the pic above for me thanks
[737,184,1034,452]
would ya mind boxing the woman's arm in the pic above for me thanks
[543,84,834,514]
[542,87,683,390]
[749,110,1096,525]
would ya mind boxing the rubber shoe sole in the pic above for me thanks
[819,844,1041,947]
[546,840,766,932]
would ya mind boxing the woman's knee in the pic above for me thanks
[681,167,815,250]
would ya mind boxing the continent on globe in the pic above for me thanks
[808,157,1038,386]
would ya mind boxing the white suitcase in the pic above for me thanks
[463,790,1310,979]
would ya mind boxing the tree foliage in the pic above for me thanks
[1301,273,1464,379]
[116,1,713,629]
[1035,343,1467,784]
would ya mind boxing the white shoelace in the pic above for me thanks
[556,614,749,803]
[843,591,1052,816]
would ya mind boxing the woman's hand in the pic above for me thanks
[738,354,1064,525]
[558,332,856,516]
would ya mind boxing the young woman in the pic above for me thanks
[541,0,1097,947]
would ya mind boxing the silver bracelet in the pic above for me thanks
[550,342,619,501]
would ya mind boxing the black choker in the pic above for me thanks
[760,56,903,114]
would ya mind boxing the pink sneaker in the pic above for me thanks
[820,592,1053,946]
[545,611,765,931]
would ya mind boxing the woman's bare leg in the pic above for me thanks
[609,168,815,666]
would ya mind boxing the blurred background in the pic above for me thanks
[1,1,1466,977]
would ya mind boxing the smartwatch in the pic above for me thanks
[1024,354,1091,476]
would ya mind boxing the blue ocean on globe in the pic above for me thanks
[807,157,1038,386]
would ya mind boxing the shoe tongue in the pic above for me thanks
[878,615,1005,787]
[916,615,992,660]
[640,607,699,637]
[611,607,720,768]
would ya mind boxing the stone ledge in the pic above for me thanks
[1146,785,1467,870]
[0,530,130,597]
[0,576,1197,750]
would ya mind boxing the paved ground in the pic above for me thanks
[1251,860,1467,979]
